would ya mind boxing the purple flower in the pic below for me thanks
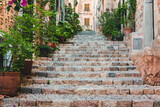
[21,0,27,7]
[13,105,16,107]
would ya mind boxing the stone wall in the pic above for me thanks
[135,0,144,35]
[154,0,160,38]
[131,37,160,85]
[124,0,160,85]
[135,0,160,37]
[0,0,15,32]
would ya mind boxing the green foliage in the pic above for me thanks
[112,31,124,41]
[99,0,136,40]
[65,5,83,35]
[0,1,83,72]
[99,10,121,39]
[47,80,51,85]
[0,29,34,72]
[56,21,74,43]
[39,45,54,57]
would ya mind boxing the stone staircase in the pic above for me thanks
[2,31,160,107]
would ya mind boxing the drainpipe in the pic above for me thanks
[74,0,76,13]
[61,0,64,21]
[94,0,96,31]
[152,0,155,39]
[144,0,154,47]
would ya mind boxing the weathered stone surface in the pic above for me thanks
[3,33,160,107]
[131,37,160,85]
[71,100,99,107]
[117,100,132,107]
[51,100,72,107]
[133,100,153,107]
[101,100,117,107]
[130,88,143,95]
[144,88,154,95]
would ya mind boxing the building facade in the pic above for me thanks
[75,0,95,30]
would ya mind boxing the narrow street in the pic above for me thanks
[2,31,160,107]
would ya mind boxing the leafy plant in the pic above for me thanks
[56,21,74,43]
[99,10,120,38]
[65,5,83,35]
[99,0,136,40]
[39,45,54,57]
[0,29,34,72]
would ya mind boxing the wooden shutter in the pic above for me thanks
[84,18,90,26]
[84,4,90,11]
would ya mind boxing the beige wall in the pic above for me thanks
[154,0,160,38]
[135,0,160,38]
[135,0,144,36]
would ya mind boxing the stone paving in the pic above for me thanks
[2,31,160,107]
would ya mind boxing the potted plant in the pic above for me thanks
[112,31,124,41]
[99,10,118,40]
[0,28,34,96]
[11,5,41,75]
[123,17,134,35]
[44,14,58,49]
[0,95,4,106]
[122,1,135,35]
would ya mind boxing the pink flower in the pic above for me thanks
[8,0,15,5]
[9,1,13,5]
[21,0,27,7]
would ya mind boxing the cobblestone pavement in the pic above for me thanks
[2,31,160,107]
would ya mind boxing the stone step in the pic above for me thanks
[58,46,128,49]
[2,94,160,107]
[33,71,141,78]
[35,57,131,62]
[32,66,136,71]
[59,46,128,50]
[20,85,160,95]
[52,54,129,58]
[33,61,134,66]
[54,51,129,54]
[52,57,130,61]
[59,41,126,44]
[24,77,144,85]
[59,41,127,47]
[52,57,131,61]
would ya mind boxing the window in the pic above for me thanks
[84,4,90,11]
[84,18,90,26]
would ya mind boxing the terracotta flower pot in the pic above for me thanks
[47,43,57,48]
[47,43,54,48]
[23,60,33,75]
[107,35,112,41]
[123,28,132,35]
[0,95,4,106]
[0,72,20,96]
[53,43,57,49]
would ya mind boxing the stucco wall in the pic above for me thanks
[154,0,160,38]
[76,0,94,30]
[135,0,144,36]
